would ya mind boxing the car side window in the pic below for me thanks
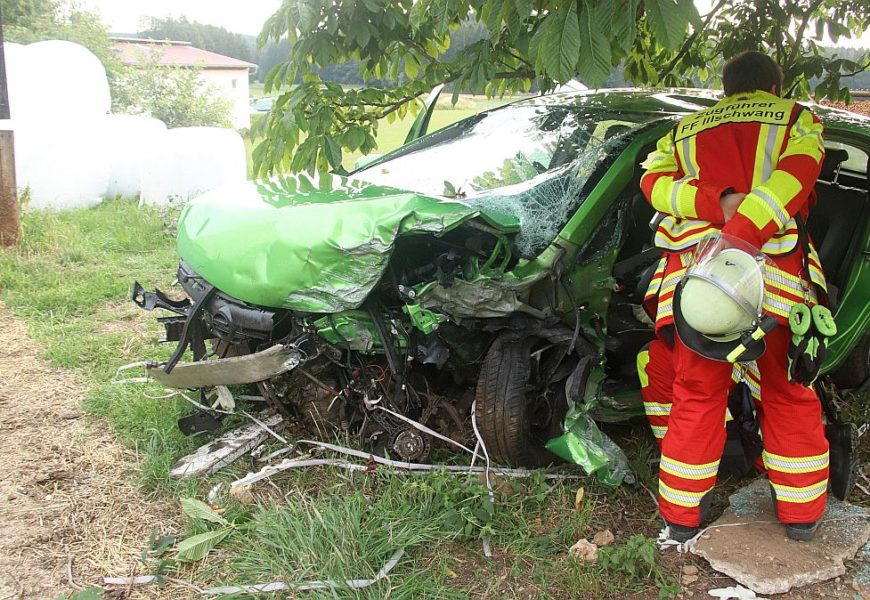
[824,141,868,176]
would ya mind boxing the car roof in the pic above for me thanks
[504,87,870,132]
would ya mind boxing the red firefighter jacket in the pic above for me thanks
[640,90,827,326]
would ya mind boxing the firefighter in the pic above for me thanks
[639,51,829,542]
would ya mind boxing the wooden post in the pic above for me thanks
[0,5,21,247]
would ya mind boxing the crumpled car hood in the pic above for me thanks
[176,172,518,312]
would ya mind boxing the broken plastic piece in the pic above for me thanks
[104,576,157,586]
[169,414,283,478]
[146,345,302,388]
[708,585,770,600]
[545,404,634,487]
[201,548,405,595]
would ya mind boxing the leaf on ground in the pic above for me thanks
[176,528,231,562]
[181,497,229,526]
[574,487,585,510]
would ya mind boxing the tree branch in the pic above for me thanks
[658,0,728,82]
[840,60,870,78]
[786,0,826,66]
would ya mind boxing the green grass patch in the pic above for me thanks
[1,201,673,597]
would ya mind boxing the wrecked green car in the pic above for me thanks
[133,89,870,485]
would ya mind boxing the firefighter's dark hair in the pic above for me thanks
[722,51,783,96]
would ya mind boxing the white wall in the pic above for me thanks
[201,68,251,129]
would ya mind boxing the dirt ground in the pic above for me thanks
[0,303,180,599]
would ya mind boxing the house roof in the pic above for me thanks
[112,38,256,70]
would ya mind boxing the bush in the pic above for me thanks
[112,49,233,129]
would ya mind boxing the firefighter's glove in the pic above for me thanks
[787,304,837,386]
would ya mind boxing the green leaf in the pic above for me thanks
[612,0,639,52]
[539,1,582,82]
[645,0,688,50]
[577,0,613,87]
[343,127,366,151]
[176,528,231,562]
[180,498,228,526]
[324,136,343,169]
[68,588,102,600]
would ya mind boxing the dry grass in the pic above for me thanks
[0,303,186,599]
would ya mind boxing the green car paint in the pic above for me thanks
[176,172,519,313]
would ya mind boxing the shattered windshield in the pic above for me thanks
[356,105,653,255]
[355,105,649,198]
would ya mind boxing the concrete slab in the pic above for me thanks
[692,477,870,595]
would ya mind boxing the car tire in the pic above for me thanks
[831,333,869,390]
[474,335,568,467]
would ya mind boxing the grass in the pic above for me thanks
[0,201,676,597]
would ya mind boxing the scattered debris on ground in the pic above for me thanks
[569,538,599,562]
[692,477,870,595]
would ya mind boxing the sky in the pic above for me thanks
[80,0,284,36]
[82,0,869,47]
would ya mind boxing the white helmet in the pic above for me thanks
[674,235,772,362]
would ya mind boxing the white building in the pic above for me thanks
[112,38,256,129]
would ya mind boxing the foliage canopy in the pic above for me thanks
[253,0,869,175]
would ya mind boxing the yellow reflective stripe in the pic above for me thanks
[675,136,702,218]
[643,132,678,172]
[760,223,799,254]
[651,176,701,219]
[738,170,803,231]
[660,456,719,480]
[645,257,667,299]
[770,479,828,503]
[674,179,700,218]
[651,425,667,439]
[809,263,826,292]
[654,218,717,251]
[644,402,671,416]
[637,350,651,388]
[764,266,809,298]
[656,300,674,321]
[659,268,687,295]
[762,294,793,319]
[781,109,824,163]
[659,480,714,507]
[752,124,775,187]
[657,216,712,238]
[725,407,734,423]
[763,450,829,474]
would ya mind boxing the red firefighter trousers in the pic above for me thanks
[650,326,828,527]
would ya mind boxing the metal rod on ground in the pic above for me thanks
[0,7,21,247]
